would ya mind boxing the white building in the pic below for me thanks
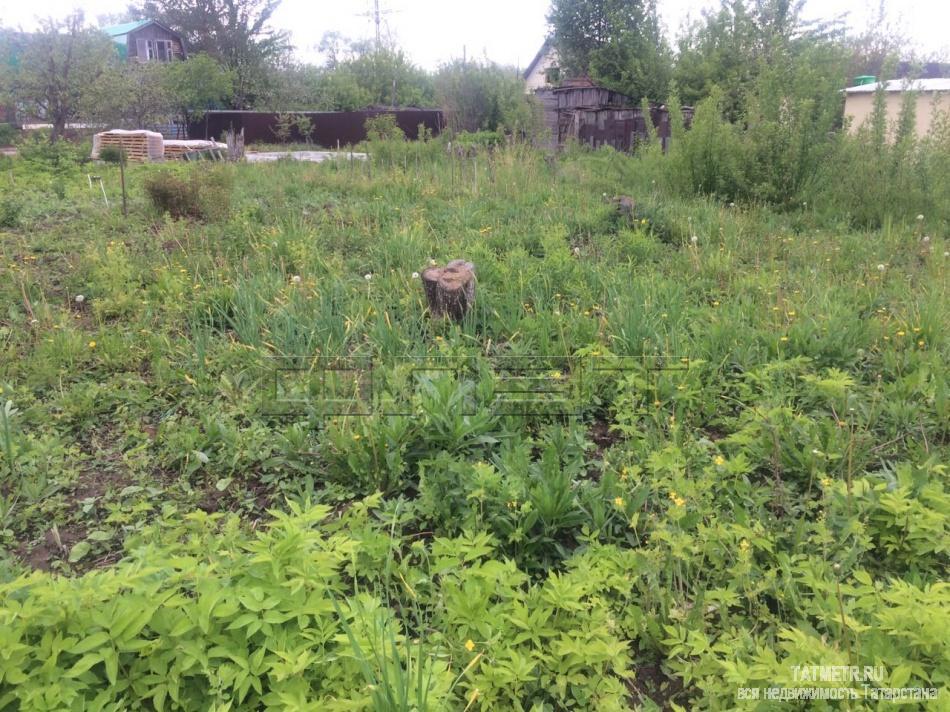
[523,40,560,94]
[844,78,950,138]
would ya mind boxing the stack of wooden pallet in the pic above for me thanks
[91,130,165,162]
[163,140,228,160]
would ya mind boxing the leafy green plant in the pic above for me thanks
[143,166,233,220]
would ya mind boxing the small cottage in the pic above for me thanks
[101,20,186,63]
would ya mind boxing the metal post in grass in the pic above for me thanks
[119,146,128,217]
[421,260,475,321]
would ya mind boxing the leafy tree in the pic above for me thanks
[673,0,760,113]
[82,61,171,129]
[328,42,434,108]
[161,53,234,123]
[844,1,910,83]
[317,31,349,69]
[131,0,290,108]
[276,41,434,111]
[547,0,672,102]
[673,0,844,115]
[3,13,116,141]
[435,60,541,136]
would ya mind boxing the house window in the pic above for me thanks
[136,39,174,62]
[545,66,560,84]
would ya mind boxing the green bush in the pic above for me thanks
[813,87,950,227]
[364,113,406,142]
[0,197,21,228]
[143,167,233,221]
[664,88,745,200]
[98,145,123,164]
[0,123,16,147]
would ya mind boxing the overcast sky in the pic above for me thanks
[3,0,948,70]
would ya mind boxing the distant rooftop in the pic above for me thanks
[845,78,950,93]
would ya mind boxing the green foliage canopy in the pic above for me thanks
[547,0,672,102]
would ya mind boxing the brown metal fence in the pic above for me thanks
[188,109,445,146]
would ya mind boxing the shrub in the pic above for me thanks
[98,145,123,164]
[364,113,405,142]
[143,167,232,220]
[453,130,505,150]
[435,60,544,138]
[0,197,21,228]
[664,88,745,200]
[271,112,313,143]
[0,123,16,147]
[813,86,950,227]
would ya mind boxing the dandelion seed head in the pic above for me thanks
[75,294,85,303]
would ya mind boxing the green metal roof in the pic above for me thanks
[101,20,152,38]
[100,20,156,59]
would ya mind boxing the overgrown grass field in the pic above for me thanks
[0,140,947,709]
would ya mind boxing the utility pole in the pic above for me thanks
[355,0,398,51]
[373,0,381,48]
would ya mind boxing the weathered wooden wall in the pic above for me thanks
[535,85,693,152]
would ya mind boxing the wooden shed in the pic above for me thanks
[534,77,693,152]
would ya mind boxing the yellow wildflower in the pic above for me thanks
[739,539,750,552]
[614,496,625,508]
[674,496,686,507]
[352,434,362,441]
[714,455,725,466]
[464,639,475,652]
[88,341,97,349]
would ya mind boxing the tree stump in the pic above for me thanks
[610,195,635,222]
[225,128,245,161]
[421,260,475,321]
